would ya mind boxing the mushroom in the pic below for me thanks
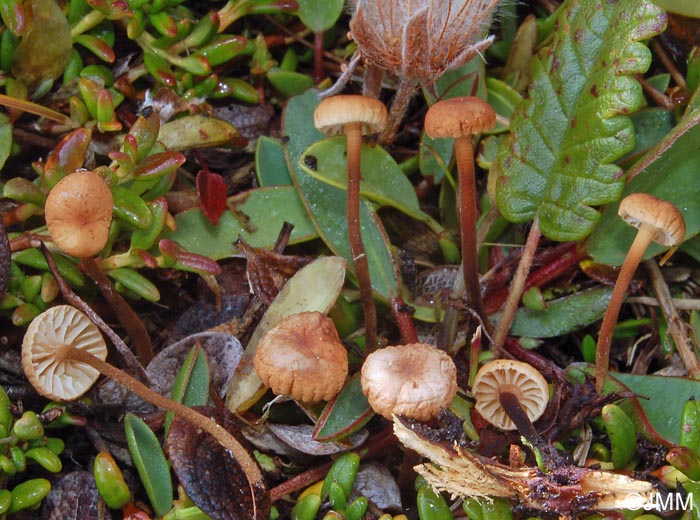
[423,97,496,333]
[253,311,348,402]
[22,305,265,499]
[472,359,549,432]
[313,95,388,351]
[360,343,457,421]
[594,193,686,392]
[44,171,113,258]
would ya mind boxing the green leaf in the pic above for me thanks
[492,0,666,241]
[299,136,424,219]
[0,114,11,170]
[283,90,400,301]
[586,107,700,265]
[255,136,292,186]
[164,345,210,437]
[313,375,373,442]
[158,115,246,150]
[498,286,613,338]
[651,0,700,18]
[124,413,173,517]
[169,186,318,260]
[296,0,344,32]
[267,67,314,98]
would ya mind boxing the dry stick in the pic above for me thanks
[40,244,151,384]
[55,345,265,517]
[270,461,332,502]
[644,259,700,377]
[492,218,542,355]
[627,296,700,311]
[79,257,154,364]
[651,39,687,89]
[346,122,377,351]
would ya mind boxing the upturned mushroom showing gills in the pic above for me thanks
[594,193,686,393]
[423,97,496,333]
[22,306,267,514]
[253,311,348,402]
[471,359,549,433]
[44,170,113,258]
[313,95,388,351]
[360,342,457,421]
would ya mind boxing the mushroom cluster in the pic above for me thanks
[360,343,457,421]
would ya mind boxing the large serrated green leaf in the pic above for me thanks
[492,0,666,241]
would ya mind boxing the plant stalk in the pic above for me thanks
[345,122,377,351]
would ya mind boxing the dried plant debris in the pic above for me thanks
[41,471,107,520]
[393,417,655,516]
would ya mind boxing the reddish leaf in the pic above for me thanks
[196,168,227,225]
[165,406,270,520]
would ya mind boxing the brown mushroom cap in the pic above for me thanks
[424,96,496,139]
[314,95,388,136]
[22,305,108,401]
[618,193,686,247]
[360,343,457,421]
[45,170,113,257]
[253,311,348,402]
[472,359,549,431]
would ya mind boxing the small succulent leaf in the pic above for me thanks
[124,413,173,517]
[497,286,612,338]
[267,68,314,98]
[586,106,700,265]
[158,115,247,150]
[42,128,92,188]
[283,90,400,301]
[165,406,270,520]
[170,186,317,260]
[0,114,11,171]
[296,0,343,32]
[313,374,374,442]
[300,136,425,221]
[225,255,346,412]
[196,168,228,226]
[255,136,292,186]
[492,0,666,241]
[651,0,700,18]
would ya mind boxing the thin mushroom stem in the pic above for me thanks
[492,217,542,355]
[453,134,490,336]
[594,224,655,393]
[54,344,264,493]
[345,121,377,351]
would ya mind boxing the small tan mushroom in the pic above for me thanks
[22,306,266,494]
[472,359,549,431]
[360,343,457,421]
[313,95,389,351]
[595,193,686,392]
[253,311,348,402]
[45,170,113,257]
[22,305,107,401]
[424,97,496,335]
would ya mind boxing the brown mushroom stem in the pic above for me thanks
[594,223,656,393]
[345,121,377,351]
[453,134,490,335]
[54,344,264,489]
[498,390,563,469]
[492,217,541,354]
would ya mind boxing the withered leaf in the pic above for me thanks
[41,471,107,520]
[0,218,9,300]
[166,405,270,520]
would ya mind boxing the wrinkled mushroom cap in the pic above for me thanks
[22,305,108,401]
[424,96,496,139]
[314,95,388,136]
[361,343,457,421]
[618,193,686,247]
[253,311,348,402]
[472,359,549,431]
[45,170,114,257]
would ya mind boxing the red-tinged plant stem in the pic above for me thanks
[362,64,384,98]
[391,296,418,344]
[346,122,377,351]
[56,345,265,500]
[379,77,418,145]
[453,134,490,337]
[270,461,332,502]
[313,31,325,83]
[492,218,542,356]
